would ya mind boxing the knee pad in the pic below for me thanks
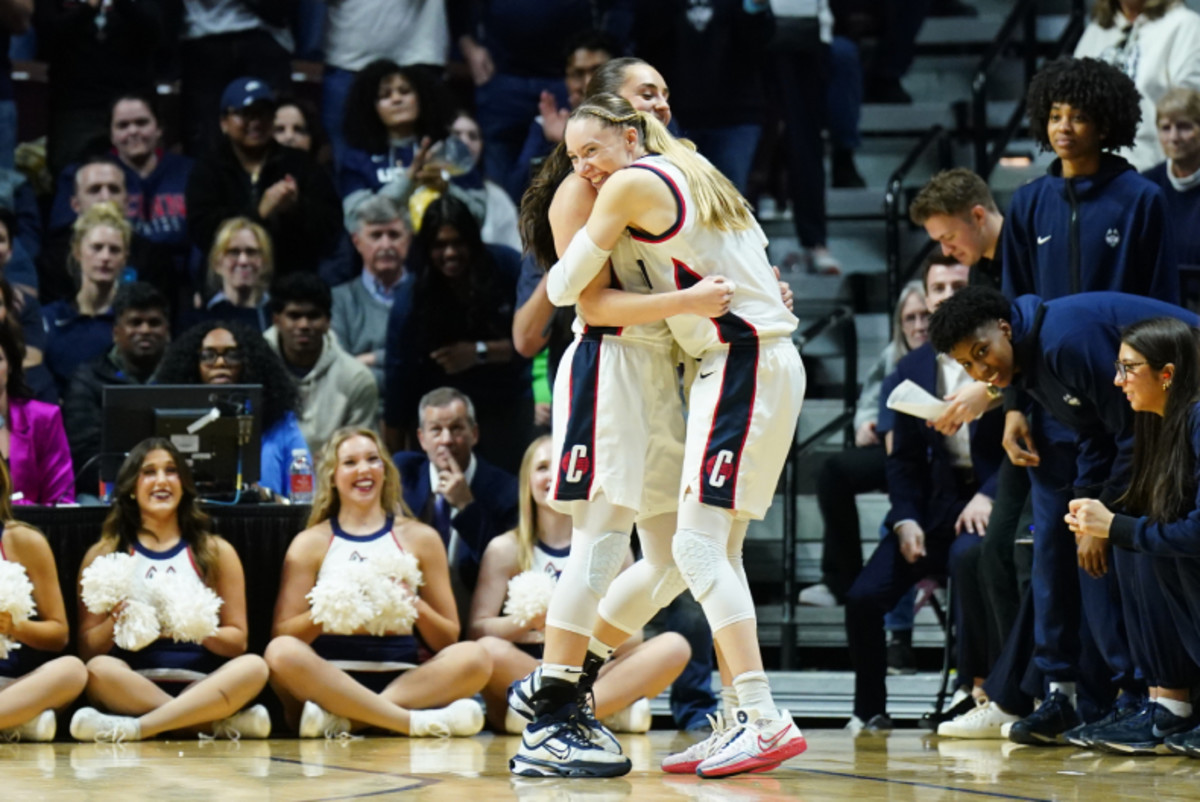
[584,530,629,596]
[649,564,689,607]
[672,528,726,603]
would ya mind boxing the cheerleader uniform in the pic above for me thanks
[310,515,420,693]
[109,538,225,690]
[0,539,29,686]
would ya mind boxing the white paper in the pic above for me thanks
[886,379,949,422]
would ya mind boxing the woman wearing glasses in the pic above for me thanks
[155,320,308,498]
[181,218,274,334]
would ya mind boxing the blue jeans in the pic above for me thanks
[475,73,566,186]
[685,125,762,196]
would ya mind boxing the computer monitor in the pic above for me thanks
[101,384,264,498]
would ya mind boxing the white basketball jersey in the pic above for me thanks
[622,155,798,357]
[568,233,674,348]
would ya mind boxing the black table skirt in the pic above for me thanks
[17,504,311,659]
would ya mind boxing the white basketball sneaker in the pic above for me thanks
[695,708,807,778]
[510,703,632,778]
[662,712,733,774]
[299,701,351,739]
[937,700,1020,740]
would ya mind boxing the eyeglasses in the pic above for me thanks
[1113,360,1147,381]
[199,348,245,366]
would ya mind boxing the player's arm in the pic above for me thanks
[576,265,733,327]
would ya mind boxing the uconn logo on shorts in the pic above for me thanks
[705,450,736,489]
[561,445,591,484]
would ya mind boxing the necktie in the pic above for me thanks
[433,494,452,547]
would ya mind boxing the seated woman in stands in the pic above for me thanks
[180,218,273,334]
[469,435,690,732]
[154,320,308,499]
[264,427,491,738]
[0,458,86,740]
[71,438,271,742]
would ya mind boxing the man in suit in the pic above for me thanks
[394,387,519,614]
[845,258,1005,732]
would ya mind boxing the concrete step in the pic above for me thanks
[860,100,1017,136]
[757,604,948,650]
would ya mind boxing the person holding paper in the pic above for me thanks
[843,255,1002,733]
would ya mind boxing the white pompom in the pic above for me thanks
[366,552,422,635]
[114,600,160,651]
[503,571,557,628]
[152,575,223,644]
[372,551,424,591]
[0,561,37,661]
[307,562,380,635]
[81,553,137,615]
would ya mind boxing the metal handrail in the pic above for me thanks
[884,125,952,317]
[780,307,858,669]
[971,0,1087,177]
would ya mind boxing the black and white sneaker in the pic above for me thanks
[509,704,632,778]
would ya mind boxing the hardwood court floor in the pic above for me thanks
[6,730,1200,801]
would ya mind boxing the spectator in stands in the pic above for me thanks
[636,1,771,194]
[470,434,689,733]
[339,60,486,231]
[0,167,43,294]
[332,196,411,392]
[452,111,522,252]
[186,78,342,279]
[450,0,632,183]
[155,320,307,499]
[1076,0,1200,171]
[34,0,168,176]
[185,217,274,333]
[395,387,518,616]
[505,30,618,202]
[42,203,129,396]
[274,96,332,171]
[63,282,168,501]
[910,168,1006,289]
[383,196,528,474]
[40,157,173,307]
[844,268,1004,734]
[800,279,928,609]
[0,322,73,505]
[0,209,51,401]
[178,3,292,157]
[1004,56,1178,302]
[320,0,449,165]
[0,0,31,170]
[1145,87,1200,266]
[48,96,194,281]
[264,273,378,456]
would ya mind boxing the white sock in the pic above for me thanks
[1158,697,1193,718]
[1047,682,1076,707]
[732,670,777,717]
[542,663,583,685]
[587,637,615,661]
[721,685,738,720]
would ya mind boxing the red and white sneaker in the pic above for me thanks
[695,708,807,778]
[662,712,730,774]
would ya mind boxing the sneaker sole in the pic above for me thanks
[509,755,632,778]
[1008,728,1071,746]
[1098,740,1172,756]
[696,736,808,778]
[663,759,781,775]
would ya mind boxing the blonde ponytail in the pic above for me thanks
[636,111,754,232]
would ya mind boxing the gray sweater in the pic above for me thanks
[331,274,403,390]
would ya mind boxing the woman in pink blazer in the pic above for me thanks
[0,324,74,505]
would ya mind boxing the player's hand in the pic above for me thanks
[955,492,993,535]
[932,382,992,435]
[686,276,734,318]
[896,522,926,564]
[1002,410,1040,468]
[430,342,477,375]
[436,452,474,510]
[772,266,794,311]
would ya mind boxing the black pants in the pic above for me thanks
[976,460,1031,667]
[180,30,292,157]
[816,445,886,600]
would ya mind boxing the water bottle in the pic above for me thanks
[288,449,314,504]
